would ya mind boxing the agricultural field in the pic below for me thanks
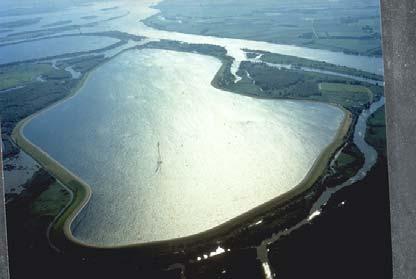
[0,63,66,91]
[318,82,373,108]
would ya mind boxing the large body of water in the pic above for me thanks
[0,36,119,65]
[1,0,386,247]
[23,49,344,245]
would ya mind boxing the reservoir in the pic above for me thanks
[23,49,344,246]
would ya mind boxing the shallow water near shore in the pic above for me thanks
[23,48,344,245]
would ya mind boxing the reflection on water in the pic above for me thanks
[0,36,119,65]
[24,49,344,245]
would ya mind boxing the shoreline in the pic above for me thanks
[11,47,352,253]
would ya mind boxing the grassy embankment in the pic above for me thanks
[319,82,373,108]
[11,77,92,250]
[8,47,134,250]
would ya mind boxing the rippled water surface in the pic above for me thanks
[24,49,344,245]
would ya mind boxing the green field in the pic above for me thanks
[366,105,387,157]
[318,82,373,108]
[0,63,62,90]
[333,144,364,178]
[31,181,70,217]
[319,82,371,94]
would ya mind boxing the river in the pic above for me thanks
[256,97,385,279]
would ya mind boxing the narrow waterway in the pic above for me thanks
[256,96,385,279]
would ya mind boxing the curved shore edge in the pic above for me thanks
[11,49,352,255]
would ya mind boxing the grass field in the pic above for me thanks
[366,105,387,158]
[0,63,60,90]
[318,82,373,108]
[319,83,372,94]
[334,144,364,178]
[31,181,70,217]
[337,153,356,168]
